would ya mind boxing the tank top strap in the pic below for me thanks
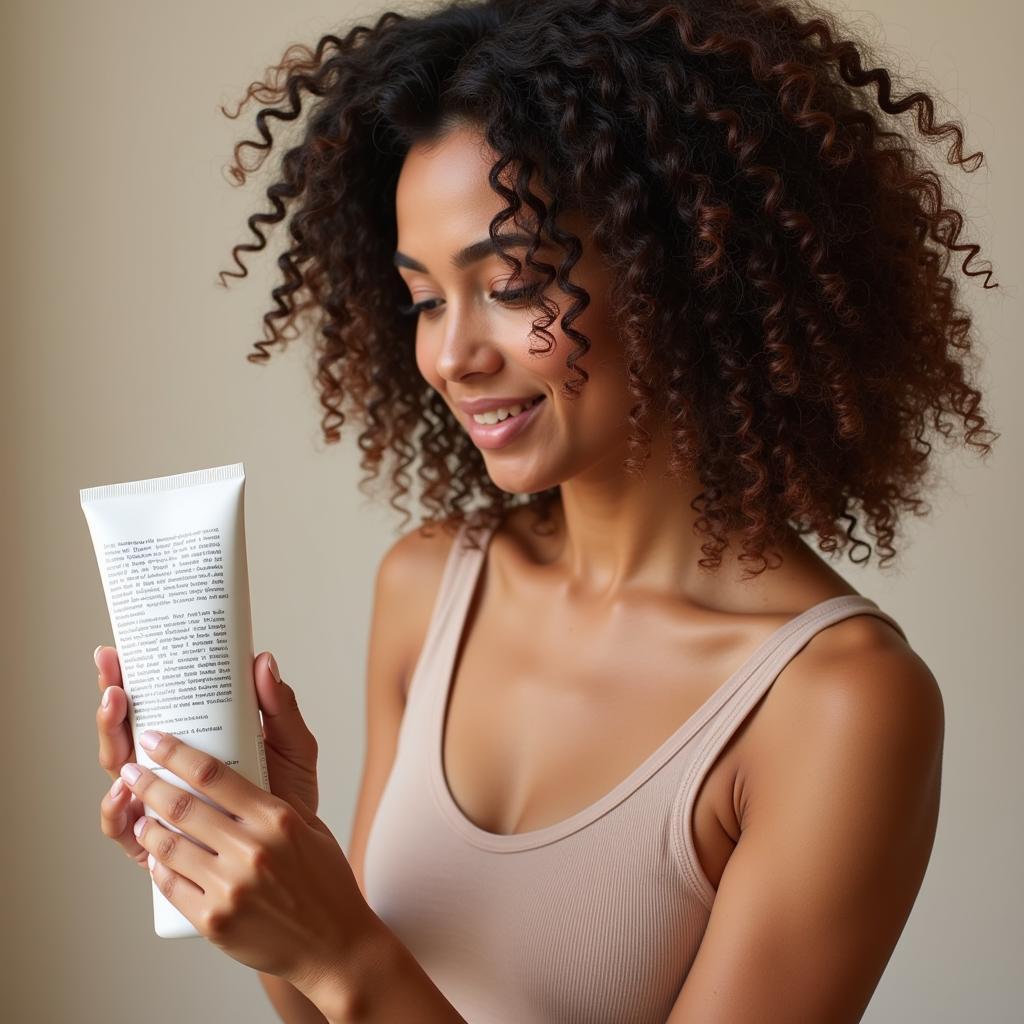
[712,594,906,740]
[671,594,908,907]
[403,516,494,711]
[685,595,908,776]
[435,517,494,642]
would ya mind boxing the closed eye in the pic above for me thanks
[398,282,544,320]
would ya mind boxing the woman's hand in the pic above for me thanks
[95,645,148,868]
[118,729,374,1008]
[97,647,321,867]
[250,652,321,818]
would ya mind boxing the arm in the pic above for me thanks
[258,973,328,1024]
[305,917,470,1022]
[255,911,470,1024]
[272,524,466,1023]
[664,641,945,1023]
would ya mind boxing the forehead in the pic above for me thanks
[393,124,601,270]
[395,125,545,247]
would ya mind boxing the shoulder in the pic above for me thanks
[793,611,943,755]
[376,517,461,588]
[744,607,945,830]
[669,611,945,1021]
[374,518,465,700]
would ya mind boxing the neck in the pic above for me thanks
[545,426,808,611]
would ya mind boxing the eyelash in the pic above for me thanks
[397,283,543,320]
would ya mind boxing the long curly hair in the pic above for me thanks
[218,0,999,576]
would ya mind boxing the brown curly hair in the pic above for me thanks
[217,0,999,577]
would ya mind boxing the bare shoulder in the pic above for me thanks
[746,611,945,813]
[345,519,465,895]
[377,518,464,699]
[378,517,461,586]
[783,610,942,756]
[667,611,946,1022]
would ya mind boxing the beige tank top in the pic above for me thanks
[363,517,908,1023]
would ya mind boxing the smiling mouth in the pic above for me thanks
[468,395,545,425]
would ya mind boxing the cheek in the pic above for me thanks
[413,340,442,392]
[550,314,631,408]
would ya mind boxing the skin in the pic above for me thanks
[394,122,877,854]
[397,122,836,606]
[95,120,943,1023]
[391,124,943,1024]
[94,647,381,1021]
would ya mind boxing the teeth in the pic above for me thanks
[472,396,541,425]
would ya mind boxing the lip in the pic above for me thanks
[455,394,545,415]
[463,395,546,450]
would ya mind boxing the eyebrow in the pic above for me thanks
[393,231,540,273]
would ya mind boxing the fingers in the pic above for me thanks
[133,812,214,896]
[96,643,147,868]
[94,644,122,694]
[254,651,290,717]
[99,776,149,868]
[96,676,134,781]
[254,651,319,763]
[118,757,248,852]
[95,643,134,781]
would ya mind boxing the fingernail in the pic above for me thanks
[267,653,281,683]
[138,729,162,751]
[147,853,156,872]
[121,763,141,785]
[134,816,147,838]
[93,645,103,669]
[109,777,124,799]
[101,687,112,710]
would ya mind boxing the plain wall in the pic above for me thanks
[2,1,1020,1021]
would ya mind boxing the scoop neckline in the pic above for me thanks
[428,522,881,853]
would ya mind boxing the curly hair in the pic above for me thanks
[217,0,999,577]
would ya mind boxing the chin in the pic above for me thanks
[485,465,564,498]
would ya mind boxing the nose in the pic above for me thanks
[431,300,504,383]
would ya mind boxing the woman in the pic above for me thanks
[96,0,996,1020]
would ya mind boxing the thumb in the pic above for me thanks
[255,652,318,763]
[284,786,332,836]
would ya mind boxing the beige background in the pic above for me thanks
[2,1,1019,1021]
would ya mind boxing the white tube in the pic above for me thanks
[80,462,269,939]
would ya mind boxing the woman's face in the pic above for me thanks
[394,123,642,497]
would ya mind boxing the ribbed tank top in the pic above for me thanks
[363,518,908,1024]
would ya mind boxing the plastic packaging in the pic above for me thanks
[80,462,269,938]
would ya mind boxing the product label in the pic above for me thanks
[102,527,235,733]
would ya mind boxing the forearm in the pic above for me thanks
[302,915,469,1023]
[259,972,328,1023]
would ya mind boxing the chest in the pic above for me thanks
[437,593,780,892]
